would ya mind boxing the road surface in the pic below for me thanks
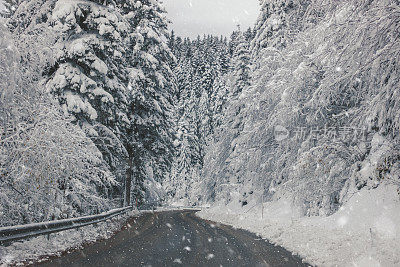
[37,210,308,267]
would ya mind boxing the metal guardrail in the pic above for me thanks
[0,206,133,246]
[166,205,210,211]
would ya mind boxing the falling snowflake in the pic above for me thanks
[206,254,215,260]
[173,258,182,264]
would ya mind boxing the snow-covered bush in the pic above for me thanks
[0,21,117,227]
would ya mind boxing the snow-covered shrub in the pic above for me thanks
[0,21,117,227]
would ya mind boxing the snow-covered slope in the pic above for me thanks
[198,184,400,266]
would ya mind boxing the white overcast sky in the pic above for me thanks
[163,0,260,38]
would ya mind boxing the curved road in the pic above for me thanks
[38,210,308,267]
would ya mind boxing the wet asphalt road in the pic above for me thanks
[37,210,308,267]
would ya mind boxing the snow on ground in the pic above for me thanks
[197,184,400,267]
[0,210,138,266]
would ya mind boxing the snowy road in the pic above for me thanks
[37,210,308,267]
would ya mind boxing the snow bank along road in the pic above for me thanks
[36,210,308,267]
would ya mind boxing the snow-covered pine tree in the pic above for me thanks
[167,30,178,59]
[243,27,255,43]
[228,27,241,56]
[201,30,252,204]
[220,30,252,144]
[167,86,202,204]
[43,0,132,204]
[251,0,307,57]
[230,31,251,97]
[163,35,199,203]
[124,0,177,205]
[215,35,230,74]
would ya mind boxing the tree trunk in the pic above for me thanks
[124,155,133,207]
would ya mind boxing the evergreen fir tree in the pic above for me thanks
[124,0,177,205]
[230,32,251,97]
[44,0,132,204]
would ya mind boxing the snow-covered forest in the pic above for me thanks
[167,0,400,218]
[1,0,178,226]
[1,0,400,253]
[1,0,400,265]
[201,0,400,216]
